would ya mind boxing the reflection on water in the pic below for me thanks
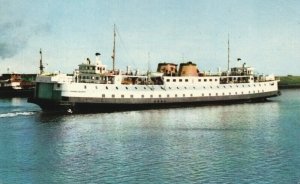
[0,90,300,183]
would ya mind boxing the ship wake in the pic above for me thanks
[0,111,36,118]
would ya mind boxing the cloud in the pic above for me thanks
[0,20,51,60]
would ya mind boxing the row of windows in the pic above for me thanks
[101,90,264,98]
[82,83,269,90]
[166,78,219,82]
[79,66,106,71]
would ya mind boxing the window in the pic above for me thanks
[116,87,118,90]
[198,79,201,82]
[150,95,153,98]
[216,93,218,96]
[215,79,218,82]
[141,95,144,98]
[159,95,161,98]
[173,79,176,82]
[166,79,170,82]
[190,94,193,97]
[102,94,105,98]
[126,87,128,90]
[112,94,115,98]
[121,95,125,98]
[84,85,87,89]
[179,79,183,82]
[183,94,185,97]
[106,86,108,90]
[130,95,134,98]
[135,87,138,89]
[222,93,225,96]
[235,92,238,95]
[209,93,211,96]
[175,94,178,97]
[209,79,212,82]
[185,79,188,82]
[204,79,207,82]
[167,94,170,98]
[202,93,204,96]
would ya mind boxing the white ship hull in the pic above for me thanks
[29,75,280,113]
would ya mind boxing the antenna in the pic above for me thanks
[39,48,44,74]
[111,24,116,72]
[227,34,230,73]
[147,52,151,72]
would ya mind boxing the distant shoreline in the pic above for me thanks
[278,75,300,89]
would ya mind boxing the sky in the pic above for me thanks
[1,0,300,75]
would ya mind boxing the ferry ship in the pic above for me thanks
[28,28,280,113]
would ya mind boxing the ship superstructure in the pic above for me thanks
[28,56,280,113]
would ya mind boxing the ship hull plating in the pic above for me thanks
[28,91,280,113]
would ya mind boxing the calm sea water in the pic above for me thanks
[0,89,300,183]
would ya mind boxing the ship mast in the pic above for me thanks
[227,34,230,73]
[39,48,44,74]
[112,24,116,72]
